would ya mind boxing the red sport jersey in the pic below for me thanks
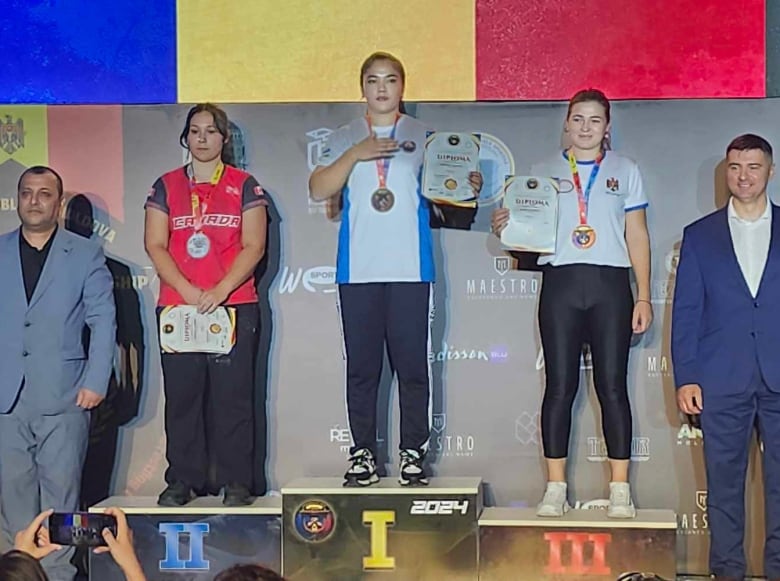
[145,164,268,306]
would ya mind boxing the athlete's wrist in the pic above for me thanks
[175,280,199,300]
[347,145,362,164]
[214,280,232,297]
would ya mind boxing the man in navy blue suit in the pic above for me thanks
[673,134,780,581]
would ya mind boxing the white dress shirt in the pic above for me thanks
[728,196,772,297]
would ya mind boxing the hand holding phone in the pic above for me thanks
[93,507,146,581]
[13,508,61,559]
[49,512,118,547]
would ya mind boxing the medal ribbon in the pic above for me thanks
[567,149,603,225]
[188,162,224,231]
[366,113,400,191]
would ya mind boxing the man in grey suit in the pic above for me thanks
[0,166,115,580]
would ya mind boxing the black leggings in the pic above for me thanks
[539,264,634,460]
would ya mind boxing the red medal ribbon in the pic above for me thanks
[365,113,400,190]
[567,149,603,226]
[188,162,224,231]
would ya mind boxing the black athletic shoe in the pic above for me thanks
[223,483,254,506]
[158,481,195,506]
[398,449,428,486]
[343,448,380,487]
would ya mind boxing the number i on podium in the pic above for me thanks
[363,510,396,570]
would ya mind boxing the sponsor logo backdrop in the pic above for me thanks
[0,99,775,576]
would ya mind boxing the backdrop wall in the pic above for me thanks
[0,99,773,575]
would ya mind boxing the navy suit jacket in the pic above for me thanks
[672,203,780,395]
[0,228,116,414]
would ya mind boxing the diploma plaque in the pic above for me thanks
[422,132,480,207]
[500,176,558,254]
[159,305,236,355]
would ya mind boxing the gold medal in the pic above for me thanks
[567,149,604,251]
[572,225,596,249]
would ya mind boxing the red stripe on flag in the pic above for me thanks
[48,106,125,221]
[476,0,765,100]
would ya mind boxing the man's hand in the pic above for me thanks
[677,384,703,415]
[13,508,61,560]
[77,388,104,410]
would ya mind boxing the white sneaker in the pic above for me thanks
[343,448,380,487]
[607,482,636,519]
[398,449,429,486]
[536,482,571,517]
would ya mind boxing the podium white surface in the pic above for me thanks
[479,506,677,528]
[282,475,482,495]
[88,494,281,514]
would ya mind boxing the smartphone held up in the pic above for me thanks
[49,512,117,547]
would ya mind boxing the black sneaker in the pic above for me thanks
[158,481,195,506]
[399,449,428,486]
[343,448,380,487]
[223,483,254,507]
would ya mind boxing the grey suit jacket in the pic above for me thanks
[0,227,116,414]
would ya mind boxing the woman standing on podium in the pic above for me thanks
[144,104,268,507]
[309,52,482,487]
[492,89,652,518]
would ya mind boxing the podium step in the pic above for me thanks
[479,507,677,580]
[281,476,482,495]
[89,494,282,514]
[88,495,281,580]
[282,477,482,581]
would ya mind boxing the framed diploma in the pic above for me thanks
[421,131,480,207]
[500,176,559,254]
[159,305,237,354]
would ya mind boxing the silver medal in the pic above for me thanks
[187,232,210,259]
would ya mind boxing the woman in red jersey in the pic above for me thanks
[145,103,268,507]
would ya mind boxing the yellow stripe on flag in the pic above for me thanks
[177,0,475,103]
